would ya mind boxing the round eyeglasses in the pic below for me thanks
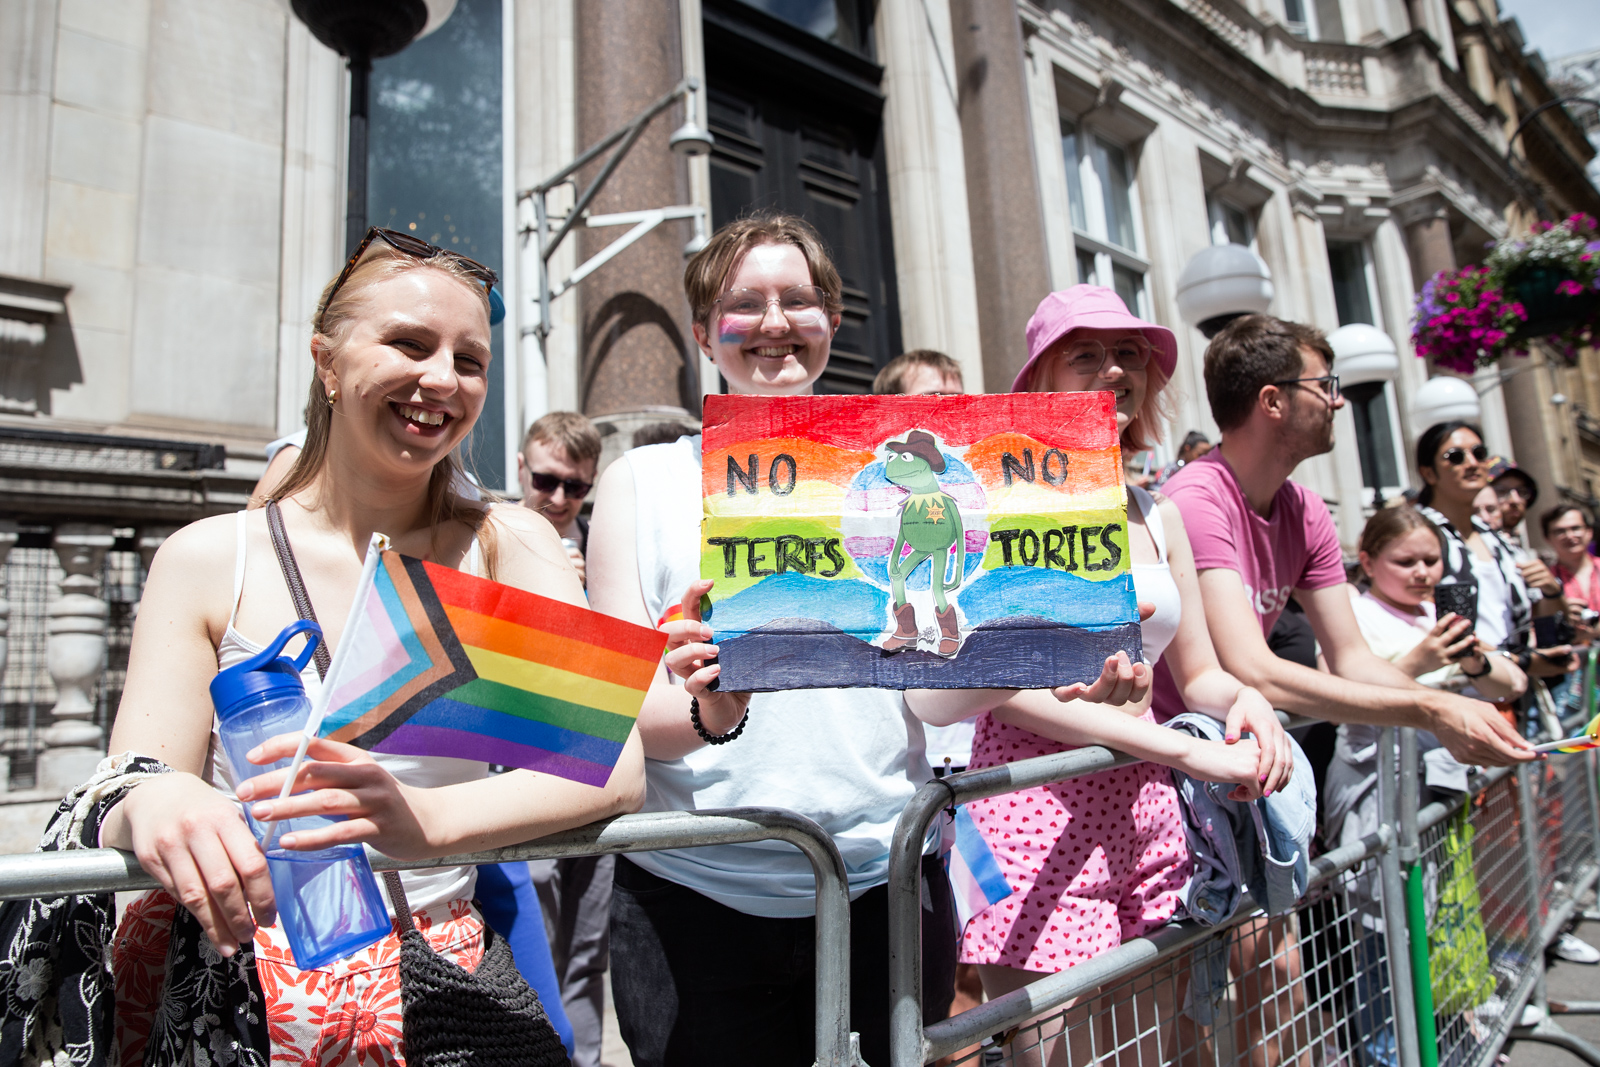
[1054,338,1154,377]
[714,286,830,331]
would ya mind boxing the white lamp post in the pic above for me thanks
[1327,323,1399,386]
[1175,244,1275,338]
[1411,375,1481,430]
[288,0,459,256]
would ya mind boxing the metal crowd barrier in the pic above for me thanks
[887,690,1600,1067]
[0,806,863,1067]
[7,682,1600,1067]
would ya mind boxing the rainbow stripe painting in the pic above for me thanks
[700,393,1143,691]
[318,553,662,786]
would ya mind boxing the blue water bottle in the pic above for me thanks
[209,619,390,970]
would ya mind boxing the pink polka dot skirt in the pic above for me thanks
[957,711,1192,975]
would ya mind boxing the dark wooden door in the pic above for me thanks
[704,1,901,394]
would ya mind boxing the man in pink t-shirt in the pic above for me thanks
[1158,315,1531,768]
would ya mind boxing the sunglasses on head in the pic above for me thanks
[1440,444,1489,466]
[321,227,500,323]
[526,471,592,500]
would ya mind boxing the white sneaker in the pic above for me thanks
[1521,1003,1547,1027]
[1555,933,1600,964]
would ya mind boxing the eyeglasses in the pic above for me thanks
[1054,338,1153,377]
[525,471,592,500]
[1273,375,1342,402]
[714,286,830,331]
[1494,485,1530,502]
[320,227,498,322]
[1440,444,1490,466]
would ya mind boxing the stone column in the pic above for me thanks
[0,521,18,793]
[949,0,1052,393]
[1401,198,1455,289]
[35,524,113,796]
[576,0,697,418]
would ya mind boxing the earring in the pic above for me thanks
[327,387,339,406]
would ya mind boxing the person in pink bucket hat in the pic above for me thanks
[949,285,1296,1060]
[1015,284,1178,390]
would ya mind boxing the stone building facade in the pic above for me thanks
[0,0,1597,803]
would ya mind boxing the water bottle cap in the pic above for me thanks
[210,619,323,721]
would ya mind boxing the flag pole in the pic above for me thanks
[263,533,388,852]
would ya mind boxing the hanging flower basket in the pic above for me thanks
[1506,265,1600,340]
[1413,213,1600,370]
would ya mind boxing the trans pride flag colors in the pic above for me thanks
[947,805,1015,931]
[317,552,663,787]
[700,393,1143,691]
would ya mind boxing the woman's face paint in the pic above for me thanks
[695,242,835,396]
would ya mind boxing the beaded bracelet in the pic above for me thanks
[689,696,748,745]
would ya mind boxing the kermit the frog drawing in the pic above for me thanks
[880,430,965,656]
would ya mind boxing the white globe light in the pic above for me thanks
[1175,244,1274,335]
[1328,323,1399,386]
[1412,375,1480,430]
[418,0,458,37]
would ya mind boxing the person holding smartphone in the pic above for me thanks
[1413,421,1574,681]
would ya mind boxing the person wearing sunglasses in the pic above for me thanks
[99,226,640,1064]
[1414,421,1573,683]
[517,411,600,586]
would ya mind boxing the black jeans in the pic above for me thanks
[609,854,957,1067]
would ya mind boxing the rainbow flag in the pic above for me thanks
[317,552,663,787]
[1535,713,1600,754]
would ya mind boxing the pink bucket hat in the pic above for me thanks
[1015,285,1178,391]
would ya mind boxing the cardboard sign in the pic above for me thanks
[700,392,1143,691]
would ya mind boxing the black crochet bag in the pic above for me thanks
[379,872,570,1067]
[266,501,570,1067]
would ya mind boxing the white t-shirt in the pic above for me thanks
[625,436,934,918]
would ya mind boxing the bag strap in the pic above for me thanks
[265,501,333,679]
[264,500,416,930]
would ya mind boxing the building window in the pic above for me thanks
[1283,0,1313,37]
[1062,118,1148,314]
[1326,238,1405,502]
[369,0,507,489]
[1207,195,1254,247]
[737,0,865,52]
[1327,239,1375,325]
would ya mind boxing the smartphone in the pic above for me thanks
[1433,582,1479,657]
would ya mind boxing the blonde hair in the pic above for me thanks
[683,213,843,327]
[1024,338,1174,453]
[269,243,500,575]
[522,411,601,466]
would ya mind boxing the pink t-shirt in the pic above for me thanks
[1151,450,1346,719]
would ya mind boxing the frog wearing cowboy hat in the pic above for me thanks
[881,430,965,656]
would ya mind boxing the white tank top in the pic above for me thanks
[211,511,487,912]
[1127,485,1182,666]
[625,436,934,918]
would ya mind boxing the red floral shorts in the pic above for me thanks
[114,890,484,1067]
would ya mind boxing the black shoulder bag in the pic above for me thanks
[264,502,570,1067]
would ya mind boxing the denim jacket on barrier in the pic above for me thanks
[1165,712,1317,1025]
[1165,711,1316,923]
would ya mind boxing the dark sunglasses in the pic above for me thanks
[321,227,499,322]
[1441,444,1490,466]
[526,471,592,499]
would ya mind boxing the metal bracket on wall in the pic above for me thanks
[515,77,711,357]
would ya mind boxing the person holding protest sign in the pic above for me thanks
[927,286,1293,1066]
[585,215,1169,1067]
[97,228,643,1065]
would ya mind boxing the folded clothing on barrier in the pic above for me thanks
[1165,712,1315,925]
[0,752,270,1067]
[1165,713,1316,1026]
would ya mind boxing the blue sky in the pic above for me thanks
[1495,0,1600,60]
